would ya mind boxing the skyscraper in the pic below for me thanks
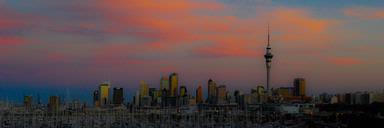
[24,96,33,110]
[196,84,203,103]
[264,25,274,95]
[169,73,178,97]
[217,85,227,104]
[99,82,110,106]
[160,76,169,96]
[294,78,306,97]
[113,88,124,105]
[160,76,169,90]
[93,90,100,107]
[179,86,187,97]
[48,96,60,112]
[140,80,149,96]
[207,79,217,104]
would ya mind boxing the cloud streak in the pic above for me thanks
[343,7,384,20]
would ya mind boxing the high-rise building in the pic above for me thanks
[99,82,110,106]
[140,80,149,96]
[217,85,227,104]
[160,76,169,90]
[160,76,169,96]
[113,88,124,105]
[169,73,178,97]
[294,78,306,97]
[48,96,60,112]
[179,86,187,97]
[207,79,217,104]
[264,25,274,95]
[24,96,33,110]
[196,84,203,103]
[93,90,100,107]
[234,90,241,104]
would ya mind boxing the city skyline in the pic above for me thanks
[1,0,384,103]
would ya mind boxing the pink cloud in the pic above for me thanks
[93,1,338,58]
[0,37,25,45]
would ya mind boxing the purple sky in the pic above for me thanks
[0,0,383,103]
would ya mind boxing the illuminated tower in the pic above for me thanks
[169,73,178,97]
[99,82,110,106]
[264,25,273,95]
[139,80,149,96]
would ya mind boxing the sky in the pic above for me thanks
[0,0,383,103]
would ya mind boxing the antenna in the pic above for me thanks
[267,23,270,47]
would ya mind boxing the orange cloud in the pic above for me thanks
[343,7,384,20]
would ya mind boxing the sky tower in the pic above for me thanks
[264,25,274,95]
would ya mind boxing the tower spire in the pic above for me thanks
[267,23,270,47]
[264,24,274,96]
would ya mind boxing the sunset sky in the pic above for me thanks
[0,0,383,103]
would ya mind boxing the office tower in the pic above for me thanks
[264,25,274,95]
[160,76,169,90]
[294,78,306,97]
[99,82,110,106]
[179,86,187,97]
[169,73,178,97]
[216,85,227,104]
[48,96,60,112]
[159,76,169,97]
[140,80,149,96]
[24,96,33,110]
[207,78,217,104]
[93,90,100,107]
[196,84,203,103]
[113,88,124,105]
